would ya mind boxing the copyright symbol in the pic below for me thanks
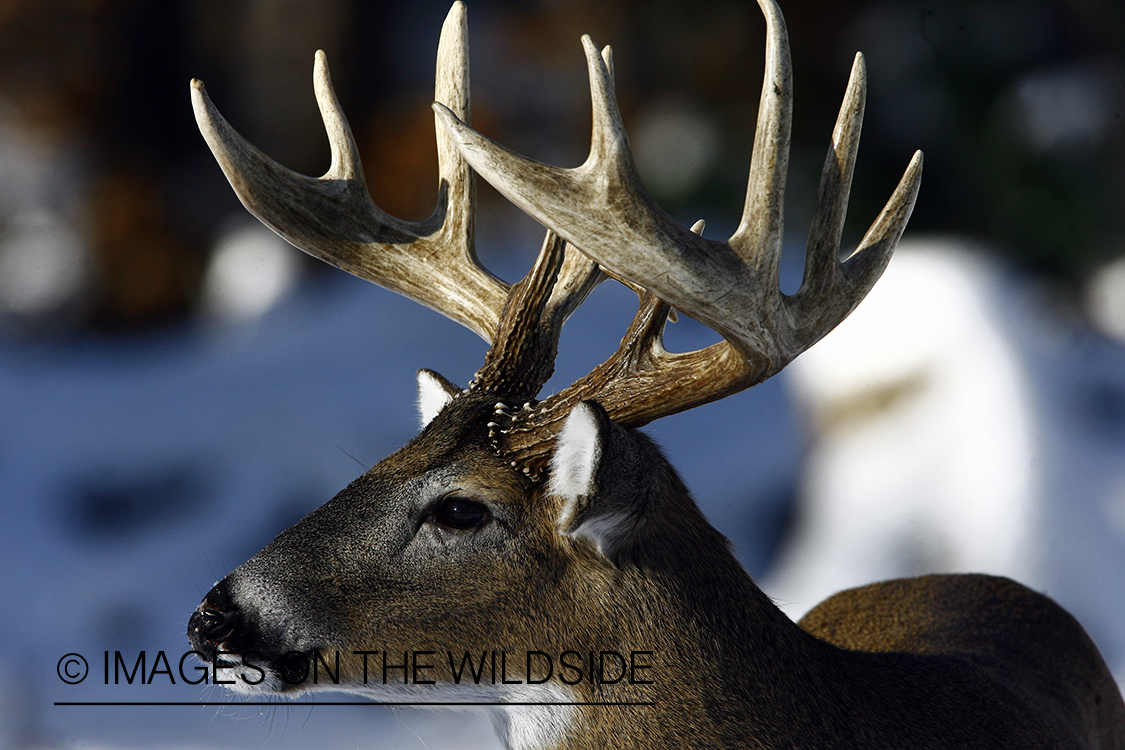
[58,653,88,684]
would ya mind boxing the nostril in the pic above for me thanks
[188,592,239,652]
[198,606,236,641]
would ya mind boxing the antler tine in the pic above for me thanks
[792,51,923,341]
[729,0,792,292]
[433,0,474,261]
[191,2,508,342]
[797,52,866,308]
[475,231,567,400]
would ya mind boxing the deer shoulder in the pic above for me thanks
[800,574,1125,748]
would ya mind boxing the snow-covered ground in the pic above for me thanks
[2,229,1123,748]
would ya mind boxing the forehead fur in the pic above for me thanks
[383,388,537,487]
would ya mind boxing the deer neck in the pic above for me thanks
[536,474,838,750]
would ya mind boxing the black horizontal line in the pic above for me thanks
[54,701,655,707]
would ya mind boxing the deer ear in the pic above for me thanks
[550,401,603,504]
[417,369,461,428]
[551,401,643,561]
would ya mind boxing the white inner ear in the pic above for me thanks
[551,404,639,561]
[417,370,456,428]
[551,403,602,515]
[570,513,631,559]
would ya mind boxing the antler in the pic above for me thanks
[191,0,921,482]
[189,2,600,346]
[435,0,923,476]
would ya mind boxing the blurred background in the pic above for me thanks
[1,0,1123,747]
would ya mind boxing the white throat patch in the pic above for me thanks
[346,681,576,750]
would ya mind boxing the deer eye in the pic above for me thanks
[433,496,491,531]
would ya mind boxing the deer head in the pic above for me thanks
[193,0,1125,746]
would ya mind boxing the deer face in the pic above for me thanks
[188,379,672,701]
[190,389,533,694]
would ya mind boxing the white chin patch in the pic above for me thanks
[218,670,576,750]
[208,653,575,750]
[349,682,575,750]
[208,654,291,696]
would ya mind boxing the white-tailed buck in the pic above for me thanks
[188,1,1125,747]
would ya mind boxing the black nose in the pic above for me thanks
[188,586,239,657]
